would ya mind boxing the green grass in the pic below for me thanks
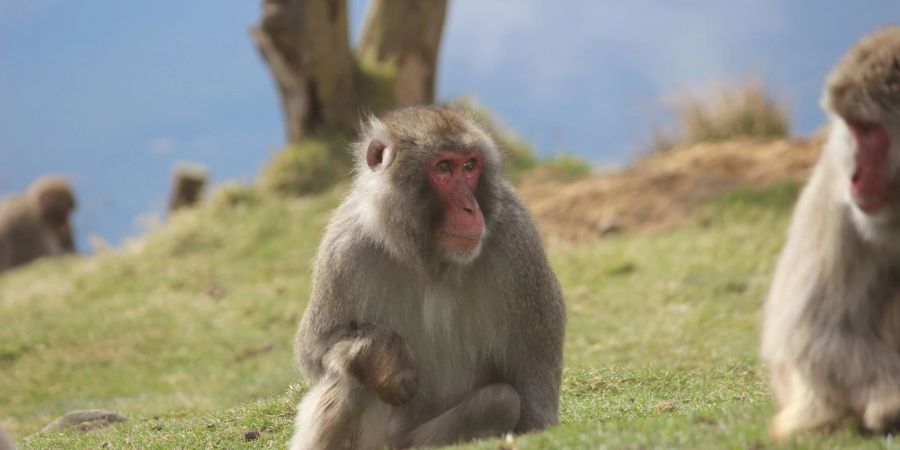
[258,137,352,196]
[5,179,900,449]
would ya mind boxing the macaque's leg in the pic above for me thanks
[400,383,520,448]
[771,368,846,439]
[289,376,389,450]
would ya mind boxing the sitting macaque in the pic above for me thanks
[289,106,566,449]
[762,26,900,438]
[0,175,77,273]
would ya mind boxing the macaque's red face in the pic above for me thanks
[848,120,892,214]
[427,149,485,257]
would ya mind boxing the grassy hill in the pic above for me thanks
[1,151,894,448]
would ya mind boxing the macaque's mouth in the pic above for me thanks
[438,231,482,252]
[847,119,891,214]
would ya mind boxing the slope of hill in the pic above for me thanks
[7,134,895,449]
[521,135,822,242]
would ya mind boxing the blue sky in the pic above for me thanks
[0,1,897,247]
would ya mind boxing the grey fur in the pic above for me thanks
[0,428,15,450]
[288,105,566,449]
[762,25,900,438]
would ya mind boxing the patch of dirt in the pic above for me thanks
[40,409,128,433]
[520,134,824,242]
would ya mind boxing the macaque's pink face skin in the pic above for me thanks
[848,120,892,214]
[427,149,484,255]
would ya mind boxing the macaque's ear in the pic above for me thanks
[366,139,394,171]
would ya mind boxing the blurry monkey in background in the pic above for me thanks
[0,175,77,273]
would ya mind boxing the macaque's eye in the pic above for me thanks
[858,121,879,133]
[850,119,880,134]
[463,159,475,171]
[436,160,452,173]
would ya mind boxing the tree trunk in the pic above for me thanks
[167,164,208,213]
[252,0,358,142]
[252,0,449,148]
[356,0,448,105]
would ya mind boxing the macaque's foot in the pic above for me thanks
[864,395,900,434]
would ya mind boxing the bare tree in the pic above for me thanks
[253,0,449,144]
[356,0,448,105]
[252,0,358,142]
[167,164,208,213]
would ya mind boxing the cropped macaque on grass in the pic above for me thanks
[762,25,900,439]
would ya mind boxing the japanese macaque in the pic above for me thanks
[762,25,900,438]
[288,106,566,449]
[0,176,77,273]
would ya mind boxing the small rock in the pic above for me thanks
[41,409,127,433]
[244,429,260,441]
[596,218,623,236]
[204,283,229,300]
[654,399,676,412]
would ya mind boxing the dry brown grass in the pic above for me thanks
[649,80,790,153]
[520,132,825,243]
